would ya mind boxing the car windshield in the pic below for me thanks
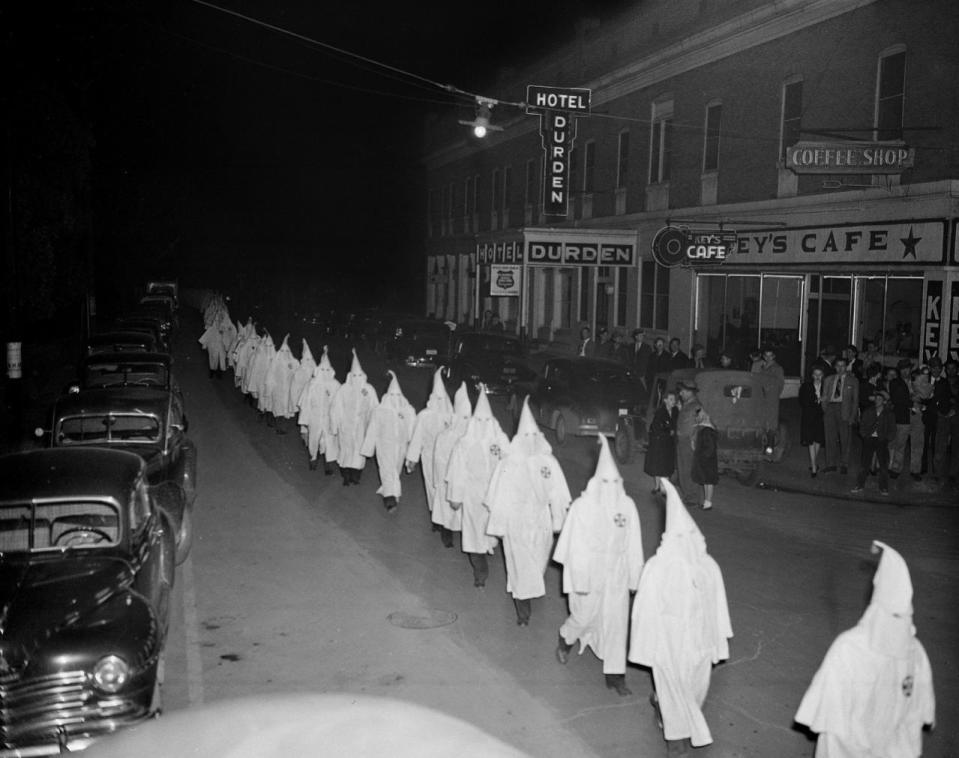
[83,362,169,389]
[58,414,161,444]
[0,501,121,553]
[462,335,522,354]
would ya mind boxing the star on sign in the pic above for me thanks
[900,226,921,259]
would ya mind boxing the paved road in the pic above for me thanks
[161,316,958,757]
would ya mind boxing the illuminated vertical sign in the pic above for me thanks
[527,85,591,217]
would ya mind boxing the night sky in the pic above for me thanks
[5,0,632,316]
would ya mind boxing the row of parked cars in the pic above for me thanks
[393,325,787,476]
[0,280,197,755]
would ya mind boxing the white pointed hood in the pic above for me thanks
[276,334,292,359]
[860,540,916,657]
[314,346,337,380]
[509,396,552,457]
[380,370,411,412]
[300,339,315,367]
[426,368,453,415]
[659,478,707,561]
[462,386,505,445]
[347,349,367,386]
[452,382,472,420]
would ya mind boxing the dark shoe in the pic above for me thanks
[384,496,398,513]
[324,463,335,476]
[513,598,531,626]
[341,472,351,487]
[650,692,664,730]
[889,471,900,480]
[439,528,453,549]
[840,465,848,475]
[308,459,318,471]
[350,469,361,485]
[556,635,573,665]
[605,674,631,697]
[810,470,817,479]
[208,369,215,379]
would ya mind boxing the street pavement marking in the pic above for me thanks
[181,554,205,706]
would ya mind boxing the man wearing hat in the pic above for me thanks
[675,379,703,506]
[629,328,652,389]
[887,358,914,479]
[851,388,896,495]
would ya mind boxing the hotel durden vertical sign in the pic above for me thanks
[527,85,591,217]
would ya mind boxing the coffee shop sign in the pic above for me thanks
[785,140,914,174]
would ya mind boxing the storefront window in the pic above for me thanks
[854,276,923,366]
[806,275,852,372]
[759,276,803,376]
[640,262,669,331]
[559,269,575,329]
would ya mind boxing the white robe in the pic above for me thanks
[234,334,259,390]
[361,391,415,499]
[298,368,340,462]
[247,335,275,399]
[628,542,732,746]
[407,405,452,511]
[263,339,299,418]
[289,352,316,419]
[795,613,935,758]
[446,420,509,555]
[430,418,468,531]
[553,485,643,674]
[198,318,228,371]
[485,453,570,599]
[219,319,238,364]
[330,375,378,470]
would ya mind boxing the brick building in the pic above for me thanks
[421,0,959,379]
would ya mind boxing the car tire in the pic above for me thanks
[770,422,790,462]
[735,468,760,487]
[613,426,632,464]
[181,442,197,506]
[554,414,568,446]
[175,506,193,565]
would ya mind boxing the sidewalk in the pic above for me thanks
[756,401,957,507]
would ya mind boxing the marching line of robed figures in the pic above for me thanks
[198,292,936,757]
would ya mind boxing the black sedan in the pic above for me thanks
[69,352,179,397]
[42,387,195,562]
[523,355,645,463]
[386,317,454,369]
[0,448,176,755]
[447,331,537,400]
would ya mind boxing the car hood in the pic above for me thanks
[0,554,134,651]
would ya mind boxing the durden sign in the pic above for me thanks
[785,140,915,174]
[527,240,635,266]
[527,85,591,217]
[651,226,736,268]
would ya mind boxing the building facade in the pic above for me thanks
[421,0,959,378]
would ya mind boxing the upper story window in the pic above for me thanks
[463,177,473,232]
[446,182,455,233]
[427,188,438,238]
[583,141,596,193]
[876,47,906,141]
[780,77,803,163]
[649,99,673,184]
[616,131,630,189]
[640,261,670,331]
[703,102,722,172]
[525,159,537,207]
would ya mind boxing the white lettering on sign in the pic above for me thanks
[785,140,915,174]
[527,86,591,216]
[526,240,634,266]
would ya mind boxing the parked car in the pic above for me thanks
[68,352,179,397]
[657,367,789,484]
[41,387,195,561]
[85,330,158,357]
[522,355,645,463]
[146,279,178,309]
[110,316,168,352]
[385,317,454,369]
[0,447,176,755]
[448,331,537,399]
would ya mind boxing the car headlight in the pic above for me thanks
[93,655,130,693]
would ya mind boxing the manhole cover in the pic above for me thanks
[387,609,457,629]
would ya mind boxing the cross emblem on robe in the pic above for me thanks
[613,513,627,527]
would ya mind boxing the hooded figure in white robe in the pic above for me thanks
[233,325,259,391]
[361,371,416,512]
[446,388,509,587]
[406,368,453,515]
[262,335,299,431]
[228,318,252,369]
[554,434,644,696]
[429,382,471,547]
[289,339,316,420]
[628,478,732,750]
[298,346,340,473]
[330,349,378,485]
[198,309,231,376]
[219,317,238,370]
[486,397,571,625]
[795,540,935,758]
[247,332,275,407]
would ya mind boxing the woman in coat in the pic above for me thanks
[799,365,826,477]
[644,390,678,493]
[691,409,719,510]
